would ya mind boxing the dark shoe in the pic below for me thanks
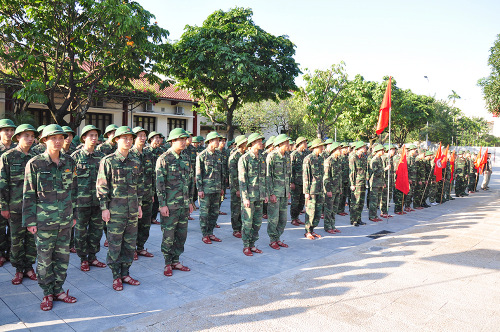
[243,247,253,256]
[202,236,212,244]
[269,242,280,250]
[358,221,366,225]
[164,265,173,277]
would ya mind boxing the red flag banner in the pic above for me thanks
[434,143,443,182]
[479,148,488,174]
[474,147,482,170]
[376,77,392,135]
[450,151,456,183]
[395,145,410,194]
[441,145,449,165]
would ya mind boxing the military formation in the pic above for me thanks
[0,118,491,311]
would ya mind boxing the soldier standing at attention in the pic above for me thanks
[323,142,342,234]
[239,133,267,256]
[0,119,17,267]
[266,134,291,250]
[97,126,143,291]
[413,150,426,209]
[380,145,396,218]
[303,138,326,239]
[196,132,224,244]
[290,137,307,226]
[96,124,118,156]
[349,142,368,226]
[261,136,275,220]
[61,126,77,155]
[130,127,155,260]
[228,135,247,238]
[147,131,166,225]
[404,145,417,212]
[481,153,492,190]
[337,143,350,216]
[217,137,229,216]
[156,128,193,277]
[0,124,37,284]
[183,131,198,218]
[30,125,46,155]
[454,151,468,197]
[368,144,385,222]
[23,124,78,310]
[71,125,107,272]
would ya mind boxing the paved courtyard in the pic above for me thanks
[0,170,498,331]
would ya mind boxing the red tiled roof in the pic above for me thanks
[130,76,194,102]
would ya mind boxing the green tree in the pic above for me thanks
[478,34,500,116]
[165,7,300,139]
[0,0,169,128]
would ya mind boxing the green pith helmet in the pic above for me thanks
[372,144,384,153]
[80,125,101,143]
[234,135,247,147]
[104,124,119,138]
[325,138,334,145]
[226,139,234,147]
[147,131,161,142]
[310,138,326,149]
[98,135,104,142]
[197,135,205,142]
[295,137,307,146]
[37,125,46,136]
[40,124,68,140]
[0,119,16,130]
[62,126,75,136]
[191,136,202,143]
[205,131,220,143]
[330,142,341,151]
[112,126,136,143]
[185,130,193,136]
[354,141,367,150]
[425,150,434,156]
[167,128,189,142]
[341,142,348,147]
[247,133,265,145]
[132,126,149,136]
[12,124,38,142]
[273,134,289,146]
[406,144,417,150]
[265,136,276,148]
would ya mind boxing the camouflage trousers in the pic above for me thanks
[404,184,414,208]
[35,226,71,296]
[241,200,263,248]
[338,182,350,213]
[267,196,288,242]
[350,186,365,223]
[152,194,160,222]
[136,199,153,250]
[160,207,188,265]
[290,185,305,219]
[468,173,478,192]
[305,194,323,233]
[455,176,466,196]
[324,192,340,231]
[9,213,36,273]
[381,184,393,214]
[263,202,268,215]
[413,183,425,208]
[393,189,404,213]
[369,186,383,219]
[0,215,10,259]
[75,206,103,263]
[199,193,220,236]
[444,178,452,199]
[230,190,242,232]
[106,216,138,279]
[428,182,438,203]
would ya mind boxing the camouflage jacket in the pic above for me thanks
[130,146,155,200]
[266,150,291,198]
[96,141,116,156]
[0,141,16,156]
[0,146,36,213]
[369,155,385,189]
[407,154,417,182]
[381,154,395,185]
[349,152,368,187]
[468,156,477,174]
[71,147,105,208]
[290,150,306,186]
[30,143,46,155]
[156,148,192,209]
[340,154,350,183]
[455,157,467,176]
[96,150,144,214]
[323,154,343,194]
[238,150,267,202]
[303,152,324,195]
[228,150,243,193]
[415,155,426,182]
[22,151,78,229]
[196,149,224,194]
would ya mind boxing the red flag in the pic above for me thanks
[449,151,456,183]
[474,147,482,170]
[441,145,449,165]
[395,145,409,194]
[376,77,392,135]
[434,143,443,182]
[479,148,488,174]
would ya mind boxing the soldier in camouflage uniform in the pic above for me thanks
[349,141,368,226]
[290,137,307,226]
[30,125,47,155]
[413,150,426,209]
[323,142,343,234]
[444,154,454,201]
[182,131,198,219]
[97,126,143,291]
[404,145,418,212]
[23,124,78,310]
[266,134,291,249]
[0,124,37,284]
[156,128,194,277]
[303,138,326,239]
[368,144,385,222]
[238,133,268,256]
[228,135,247,238]
[261,136,275,220]
[61,126,77,155]
[130,127,155,259]
[380,145,396,218]
[71,125,107,272]
[96,124,118,156]
[147,131,167,225]
[338,143,350,216]
[196,131,224,244]
[467,151,477,193]
[0,119,17,266]
[424,151,438,206]
[454,151,468,197]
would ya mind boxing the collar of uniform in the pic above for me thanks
[14,145,31,156]
[249,150,259,158]
[41,151,68,166]
[115,150,129,162]
[168,148,180,159]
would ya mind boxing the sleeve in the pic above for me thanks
[195,154,203,193]
[0,155,10,211]
[71,161,78,219]
[290,153,297,185]
[137,160,144,204]
[22,160,37,227]
[323,158,331,193]
[96,158,111,211]
[228,155,238,190]
[156,155,167,207]
[349,155,356,187]
[238,156,249,202]
[303,157,311,194]
[266,153,274,195]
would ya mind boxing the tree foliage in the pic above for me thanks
[478,34,500,116]
[165,7,300,139]
[0,0,169,128]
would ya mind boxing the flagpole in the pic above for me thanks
[386,107,391,222]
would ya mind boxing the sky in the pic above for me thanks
[139,0,500,120]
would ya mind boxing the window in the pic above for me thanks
[91,98,104,108]
[28,108,52,127]
[167,118,186,132]
[144,103,153,112]
[134,115,156,132]
[85,112,113,134]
